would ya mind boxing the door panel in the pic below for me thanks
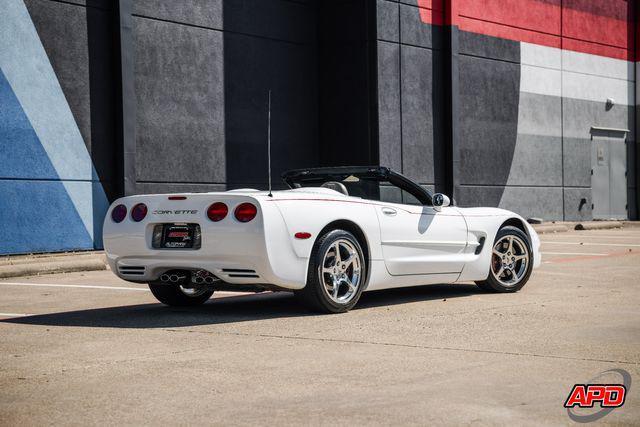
[592,133,628,220]
[376,203,468,275]
[609,138,627,218]
[592,137,610,219]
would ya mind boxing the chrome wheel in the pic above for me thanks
[491,235,529,287]
[178,284,209,297]
[318,239,362,304]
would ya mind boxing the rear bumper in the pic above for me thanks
[111,255,271,285]
[107,247,308,290]
[103,194,309,290]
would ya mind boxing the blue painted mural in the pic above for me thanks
[0,0,108,255]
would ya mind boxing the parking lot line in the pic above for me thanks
[541,241,640,247]
[540,252,607,256]
[567,234,640,239]
[542,249,637,264]
[0,282,148,291]
[0,312,31,317]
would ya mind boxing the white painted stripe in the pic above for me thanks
[0,312,32,317]
[520,64,561,97]
[562,71,634,106]
[541,241,640,248]
[0,0,109,239]
[519,42,635,106]
[562,49,635,82]
[556,234,640,239]
[0,282,148,291]
[0,282,249,297]
[519,66,634,105]
[541,251,607,256]
[520,43,561,70]
[520,42,635,82]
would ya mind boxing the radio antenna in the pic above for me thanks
[267,90,273,197]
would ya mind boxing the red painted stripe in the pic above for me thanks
[417,0,636,61]
[264,197,490,217]
[562,2,633,50]
[562,38,633,62]
[416,0,444,26]
[459,0,560,36]
[458,15,561,49]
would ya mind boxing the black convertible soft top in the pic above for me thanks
[282,166,432,205]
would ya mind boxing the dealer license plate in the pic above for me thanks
[162,224,197,249]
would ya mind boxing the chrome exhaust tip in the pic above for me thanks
[160,274,170,282]
[194,276,204,284]
[204,276,214,284]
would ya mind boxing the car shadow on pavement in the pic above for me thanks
[1,284,483,329]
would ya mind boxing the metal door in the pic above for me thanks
[591,131,628,220]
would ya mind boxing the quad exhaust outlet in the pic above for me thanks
[160,270,218,285]
[159,273,186,283]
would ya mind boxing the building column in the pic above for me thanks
[115,0,136,196]
[443,0,460,202]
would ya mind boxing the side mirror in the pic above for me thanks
[432,193,450,211]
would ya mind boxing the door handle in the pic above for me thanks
[381,207,397,216]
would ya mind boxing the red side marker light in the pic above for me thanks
[295,232,312,239]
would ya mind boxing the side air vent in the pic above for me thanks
[221,268,259,278]
[118,265,146,276]
[475,237,486,255]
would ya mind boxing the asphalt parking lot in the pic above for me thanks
[1,227,639,425]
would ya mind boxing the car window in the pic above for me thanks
[378,184,423,206]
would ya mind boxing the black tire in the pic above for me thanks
[476,225,533,293]
[295,229,367,313]
[148,282,214,306]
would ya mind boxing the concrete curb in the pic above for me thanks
[574,221,623,231]
[0,252,107,279]
[622,221,640,228]
[531,224,569,234]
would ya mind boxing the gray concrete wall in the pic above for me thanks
[376,0,445,189]
[132,0,319,193]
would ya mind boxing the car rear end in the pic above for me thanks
[102,193,306,290]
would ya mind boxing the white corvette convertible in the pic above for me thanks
[103,166,540,313]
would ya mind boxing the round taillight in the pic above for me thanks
[111,204,127,223]
[207,202,228,222]
[234,202,257,223]
[131,203,148,222]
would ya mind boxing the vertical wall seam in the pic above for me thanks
[397,2,403,173]
[116,0,136,196]
[443,0,460,202]
[368,0,380,165]
[560,0,565,220]
[636,0,639,220]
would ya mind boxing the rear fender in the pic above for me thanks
[269,198,383,262]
